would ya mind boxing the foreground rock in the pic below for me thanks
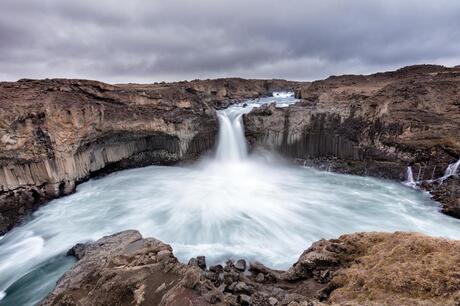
[41,230,460,306]
[0,78,301,234]
[245,64,460,215]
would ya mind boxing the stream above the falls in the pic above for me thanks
[1,93,460,306]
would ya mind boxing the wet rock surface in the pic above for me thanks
[41,230,460,306]
[0,78,301,234]
[244,65,460,216]
[422,177,460,218]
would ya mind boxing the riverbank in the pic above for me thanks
[40,230,460,306]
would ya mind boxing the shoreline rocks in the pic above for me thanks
[41,230,460,306]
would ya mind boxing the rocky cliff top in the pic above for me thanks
[0,78,302,166]
[296,65,460,157]
[245,65,460,217]
[41,230,460,306]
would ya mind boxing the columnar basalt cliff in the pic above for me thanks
[2,66,459,233]
[0,78,302,234]
[41,230,460,306]
[245,65,460,216]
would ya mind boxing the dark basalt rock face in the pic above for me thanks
[0,78,303,234]
[421,177,460,218]
[40,230,460,306]
[244,65,460,216]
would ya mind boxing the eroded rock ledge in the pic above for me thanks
[0,78,302,234]
[244,65,460,217]
[41,230,460,306]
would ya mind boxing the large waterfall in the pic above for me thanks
[214,94,294,161]
[1,93,460,306]
[215,111,248,161]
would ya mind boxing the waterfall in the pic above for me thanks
[215,111,248,162]
[403,159,459,187]
[444,159,460,177]
[404,166,417,187]
[440,159,460,184]
[214,92,298,162]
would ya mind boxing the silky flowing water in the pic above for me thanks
[1,93,460,305]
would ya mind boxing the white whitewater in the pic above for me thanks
[404,159,460,188]
[215,111,247,161]
[1,93,460,305]
[403,166,417,187]
[440,159,460,183]
[215,98,284,160]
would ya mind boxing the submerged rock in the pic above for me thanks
[41,230,460,306]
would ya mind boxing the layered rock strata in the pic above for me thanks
[41,230,460,306]
[245,65,460,216]
[0,78,301,234]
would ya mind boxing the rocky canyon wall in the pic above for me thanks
[2,66,459,233]
[245,65,460,217]
[0,78,302,234]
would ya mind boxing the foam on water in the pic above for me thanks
[1,93,459,305]
[273,92,295,98]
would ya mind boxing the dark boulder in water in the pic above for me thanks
[234,259,247,272]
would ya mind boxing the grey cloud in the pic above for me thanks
[0,0,459,83]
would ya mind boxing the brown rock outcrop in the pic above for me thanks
[0,78,302,234]
[41,230,460,306]
[40,230,213,306]
[421,176,460,218]
[244,64,460,215]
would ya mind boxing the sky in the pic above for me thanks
[0,0,459,83]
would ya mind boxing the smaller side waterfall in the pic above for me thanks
[404,159,460,188]
[440,159,460,184]
[404,166,416,187]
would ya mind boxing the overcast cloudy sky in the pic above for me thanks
[1,0,459,83]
